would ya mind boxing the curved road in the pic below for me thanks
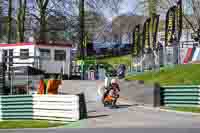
[1,101,200,133]
[1,80,200,132]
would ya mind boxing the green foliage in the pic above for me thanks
[97,55,132,67]
[168,107,200,113]
[149,0,157,16]
[125,64,200,85]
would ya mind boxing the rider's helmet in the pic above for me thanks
[111,78,117,84]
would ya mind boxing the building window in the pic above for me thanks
[54,50,66,61]
[20,49,29,59]
[39,48,51,60]
[9,49,13,64]
[114,34,118,43]
[3,50,8,62]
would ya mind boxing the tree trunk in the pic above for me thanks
[36,0,49,43]
[17,0,27,42]
[39,10,46,42]
[21,0,27,42]
[79,0,85,59]
[17,0,22,42]
[0,0,3,40]
[7,0,12,43]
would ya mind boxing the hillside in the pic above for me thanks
[97,55,132,68]
[125,64,200,85]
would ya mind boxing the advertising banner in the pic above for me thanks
[151,14,160,49]
[142,18,151,52]
[176,0,183,41]
[132,25,140,56]
[165,6,176,46]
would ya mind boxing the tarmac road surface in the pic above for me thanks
[1,101,200,133]
[1,80,200,132]
[1,128,200,133]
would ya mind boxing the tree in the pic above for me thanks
[0,0,3,40]
[17,0,27,42]
[86,0,123,15]
[135,0,176,16]
[35,0,49,42]
[148,0,157,16]
[82,0,124,57]
[186,0,200,41]
[44,0,123,57]
[7,0,12,43]
[13,0,123,46]
[190,0,200,30]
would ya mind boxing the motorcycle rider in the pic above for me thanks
[117,64,126,79]
[103,78,120,108]
[101,73,111,104]
[110,78,120,107]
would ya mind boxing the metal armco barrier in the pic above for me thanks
[160,85,200,107]
[0,95,33,120]
[0,94,87,121]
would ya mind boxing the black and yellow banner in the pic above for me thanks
[176,0,182,41]
[83,33,88,48]
[151,14,160,49]
[165,6,176,46]
[142,18,151,52]
[132,25,140,56]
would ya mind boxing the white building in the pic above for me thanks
[0,42,72,76]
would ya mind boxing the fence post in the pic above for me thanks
[78,93,87,119]
[0,51,5,95]
[0,96,2,120]
[154,83,161,107]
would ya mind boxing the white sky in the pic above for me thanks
[104,0,193,21]
[104,0,137,21]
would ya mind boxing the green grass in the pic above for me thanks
[0,120,65,129]
[97,55,132,67]
[125,64,200,85]
[166,107,200,113]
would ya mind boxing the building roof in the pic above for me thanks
[0,42,72,48]
[13,66,45,75]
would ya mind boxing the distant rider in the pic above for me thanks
[109,78,120,107]
[101,73,111,104]
[102,78,120,108]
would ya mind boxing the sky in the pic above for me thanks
[104,0,193,21]
[119,0,136,14]
[105,0,137,21]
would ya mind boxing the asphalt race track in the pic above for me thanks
[1,128,200,133]
[1,80,200,132]
[1,99,200,133]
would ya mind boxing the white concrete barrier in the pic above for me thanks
[0,94,86,121]
[32,95,80,121]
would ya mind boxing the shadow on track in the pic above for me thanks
[116,104,138,109]
[88,110,97,113]
[88,115,109,119]
[117,104,133,109]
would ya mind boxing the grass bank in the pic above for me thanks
[0,120,65,129]
[97,55,132,67]
[165,107,200,113]
[125,64,200,85]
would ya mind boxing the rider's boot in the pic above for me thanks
[110,99,119,109]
